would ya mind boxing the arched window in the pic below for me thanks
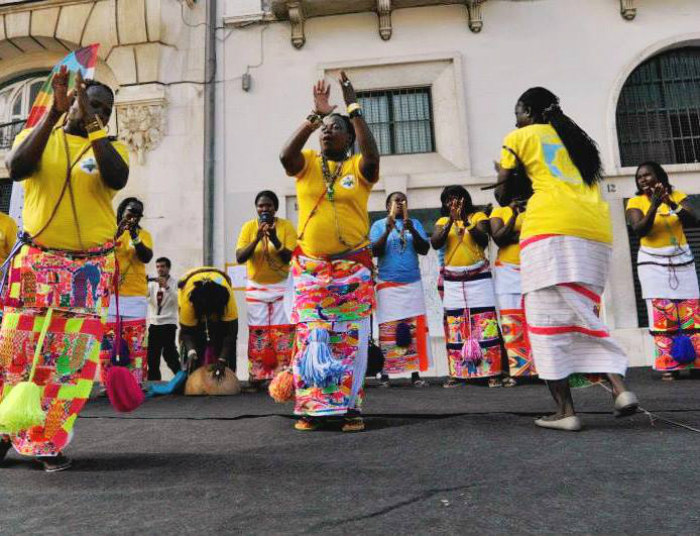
[0,72,50,150]
[616,47,700,167]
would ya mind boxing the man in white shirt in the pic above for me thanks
[147,257,180,380]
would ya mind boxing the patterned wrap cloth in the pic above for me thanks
[648,298,700,371]
[99,318,148,386]
[494,263,536,377]
[290,250,375,417]
[442,262,504,379]
[375,280,430,375]
[246,280,295,381]
[0,242,114,456]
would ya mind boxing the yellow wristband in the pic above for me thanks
[347,103,361,114]
[88,129,108,142]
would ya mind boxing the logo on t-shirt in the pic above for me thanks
[80,157,99,174]
[340,174,357,190]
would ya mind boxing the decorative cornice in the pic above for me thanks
[620,0,636,21]
[377,0,392,41]
[287,0,305,49]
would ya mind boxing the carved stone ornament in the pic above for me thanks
[116,103,166,165]
[466,0,484,33]
[620,0,636,20]
[377,0,392,41]
[287,1,306,49]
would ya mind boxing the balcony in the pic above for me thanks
[262,0,639,48]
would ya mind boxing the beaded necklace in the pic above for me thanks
[320,154,360,249]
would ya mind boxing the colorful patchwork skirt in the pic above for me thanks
[0,242,114,456]
[443,263,503,379]
[246,280,295,381]
[647,298,700,371]
[376,279,430,375]
[99,317,148,387]
[496,294,536,378]
[290,251,374,417]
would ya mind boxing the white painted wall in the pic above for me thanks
[214,0,700,376]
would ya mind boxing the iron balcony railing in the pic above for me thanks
[0,120,26,151]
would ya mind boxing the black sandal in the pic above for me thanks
[36,453,72,473]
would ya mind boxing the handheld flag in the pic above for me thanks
[25,43,100,128]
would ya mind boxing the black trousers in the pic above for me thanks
[147,324,181,380]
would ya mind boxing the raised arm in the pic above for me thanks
[469,218,490,250]
[7,66,71,181]
[490,206,520,248]
[339,71,379,183]
[280,80,336,176]
[74,72,128,190]
[404,218,430,255]
[626,186,663,238]
[371,217,394,257]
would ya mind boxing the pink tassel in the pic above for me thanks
[461,336,482,364]
[106,367,145,413]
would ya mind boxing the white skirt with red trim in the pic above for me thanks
[524,283,628,380]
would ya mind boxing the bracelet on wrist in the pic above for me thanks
[306,112,323,130]
[88,129,108,142]
[347,103,361,114]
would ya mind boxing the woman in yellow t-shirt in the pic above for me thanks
[178,268,239,394]
[490,193,536,381]
[494,86,637,431]
[3,70,128,471]
[279,72,380,432]
[626,161,699,380]
[236,190,296,389]
[100,198,153,389]
[431,186,504,387]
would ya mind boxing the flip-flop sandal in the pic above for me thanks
[342,417,365,432]
[443,379,461,388]
[661,372,677,381]
[294,418,319,431]
[488,378,503,388]
[502,377,517,388]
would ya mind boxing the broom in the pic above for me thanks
[269,368,295,403]
[0,308,54,434]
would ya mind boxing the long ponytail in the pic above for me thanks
[519,87,603,186]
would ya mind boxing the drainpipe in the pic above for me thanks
[203,0,217,265]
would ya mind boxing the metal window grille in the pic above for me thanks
[617,47,700,167]
[356,87,435,156]
[0,182,11,214]
[0,119,26,150]
[626,195,700,328]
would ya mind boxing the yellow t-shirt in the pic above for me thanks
[295,149,374,257]
[626,190,688,248]
[436,212,488,267]
[0,213,18,265]
[500,124,612,244]
[116,228,153,296]
[236,217,297,284]
[13,127,129,250]
[489,206,524,265]
[178,268,238,327]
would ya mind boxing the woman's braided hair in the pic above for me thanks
[518,87,603,186]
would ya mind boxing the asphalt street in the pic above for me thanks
[1,368,698,534]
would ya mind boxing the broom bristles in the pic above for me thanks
[0,382,45,434]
